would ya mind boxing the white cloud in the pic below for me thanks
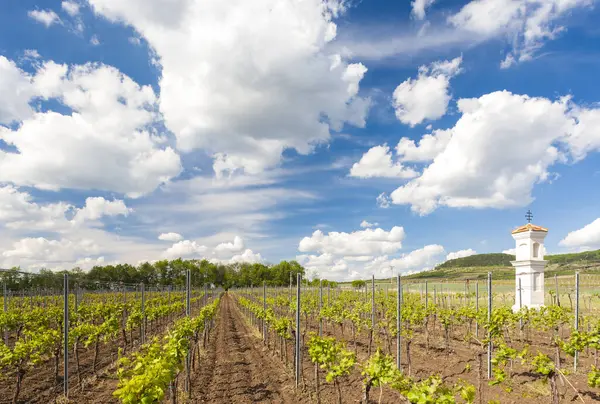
[28,10,61,27]
[390,90,600,215]
[75,256,106,269]
[61,1,81,16]
[502,248,516,255]
[0,57,36,124]
[23,49,41,60]
[449,0,593,67]
[163,240,207,259]
[349,145,418,179]
[227,249,263,264]
[298,226,405,257]
[0,185,71,231]
[128,36,142,46]
[389,244,446,271]
[559,218,600,250]
[87,0,370,177]
[72,197,132,223]
[0,60,182,197]
[2,237,99,262]
[376,192,391,208]
[214,236,245,255]
[412,0,436,20]
[360,220,379,228]
[158,232,184,242]
[396,129,452,162]
[446,248,477,260]
[90,35,100,45]
[161,235,262,264]
[392,56,462,126]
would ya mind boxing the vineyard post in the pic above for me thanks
[475,281,479,338]
[319,280,323,337]
[487,272,492,379]
[3,281,7,345]
[397,274,402,371]
[185,269,191,394]
[74,283,78,313]
[141,283,145,344]
[574,272,580,372]
[554,274,560,306]
[263,281,267,342]
[328,285,330,306]
[63,273,69,398]
[371,274,375,356]
[518,277,523,331]
[295,273,301,388]
[425,281,428,309]
[434,286,437,305]
[289,272,292,302]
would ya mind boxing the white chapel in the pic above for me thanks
[510,220,548,311]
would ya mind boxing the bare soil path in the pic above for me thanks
[192,293,300,403]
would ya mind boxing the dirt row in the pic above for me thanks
[0,294,303,403]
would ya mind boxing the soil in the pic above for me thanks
[191,293,301,403]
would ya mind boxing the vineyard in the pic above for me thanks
[1,271,600,402]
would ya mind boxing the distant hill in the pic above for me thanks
[437,253,515,269]
[404,249,600,281]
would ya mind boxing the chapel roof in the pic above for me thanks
[511,223,548,234]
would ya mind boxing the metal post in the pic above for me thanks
[475,281,479,338]
[74,283,78,313]
[487,272,492,379]
[319,280,323,337]
[371,275,375,338]
[63,273,69,397]
[141,283,145,344]
[263,282,267,341]
[289,272,292,302]
[434,286,437,305]
[555,274,560,306]
[295,274,301,388]
[185,270,191,393]
[425,281,428,309]
[3,282,7,345]
[397,274,402,371]
[575,272,580,371]
[518,278,523,330]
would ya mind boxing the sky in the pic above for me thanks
[1,0,600,281]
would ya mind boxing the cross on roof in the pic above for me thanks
[525,210,533,223]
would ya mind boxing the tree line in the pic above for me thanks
[0,259,311,291]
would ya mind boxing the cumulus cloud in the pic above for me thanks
[28,10,61,27]
[503,248,516,255]
[0,186,130,231]
[299,226,406,257]
[0,59,182,197]
[392,56,462,127]
[412,0,436,20]
[559,218,600,250]
[87,0,370,176]
[2,237,99,262]
[162,235,262,264]
[349,145,418,179]
[0,57,37,124]
[446,248,477,260]
[158,232,184,242]
[360,220,379,228]
[376,192,391,209]
[390,90,600,215]
[449,0,593,67]
[163,240,207,259]
[396,129,452,162]
[72,197,132,223]
[61,1,81,16]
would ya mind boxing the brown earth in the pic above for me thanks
[191,293,301,403]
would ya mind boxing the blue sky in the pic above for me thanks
[1,0,600,280]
